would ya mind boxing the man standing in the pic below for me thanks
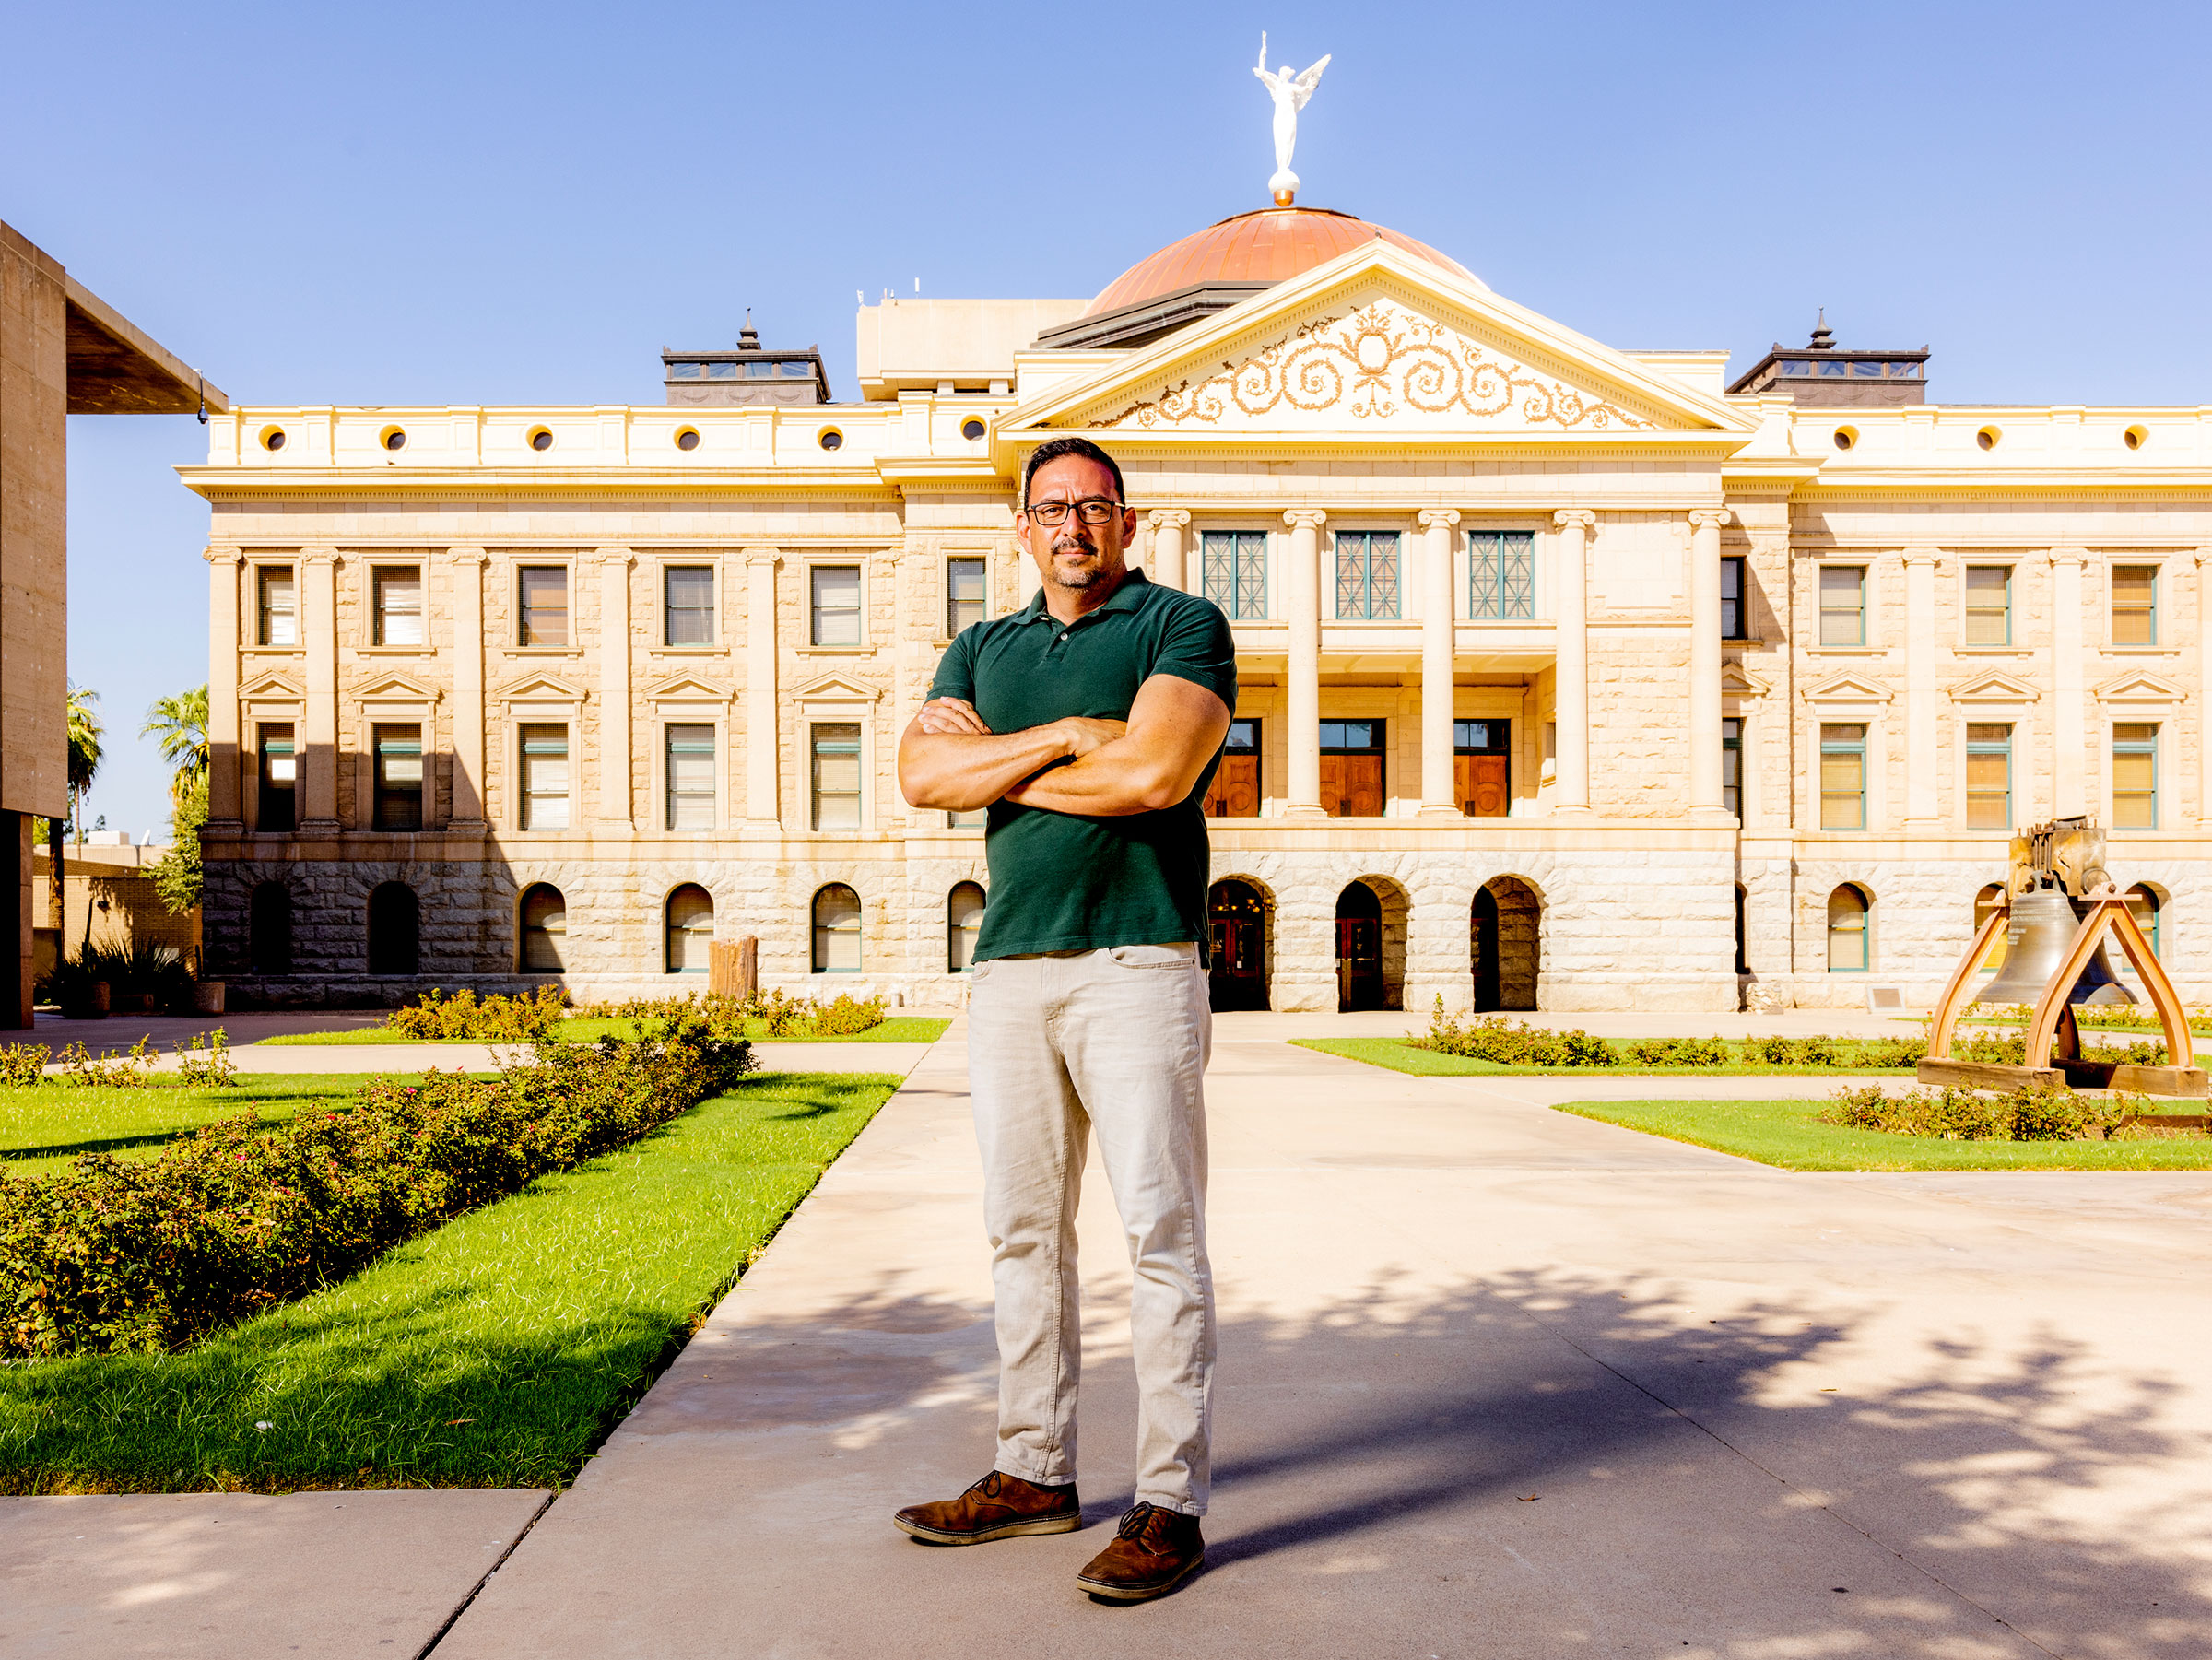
[893,436,1235,1601]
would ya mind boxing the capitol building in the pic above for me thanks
[183,206,2210,1011]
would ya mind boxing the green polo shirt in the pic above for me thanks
[928,571,1238,962]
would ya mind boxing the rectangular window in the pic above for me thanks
[664,566,714,646]
[811,565,862,645]
[2113,723,2159,829]
[1203,719,1261,818]
[1720,556,1747,639]
[1722,717,1742,818]
[1319,719,1384,818]
[1469,532,1535,621]
[1334,531,1400,620]
[1453,719,1511,818]
[372,724,423,830]
[518,566,570,646]
[665,724,715,830]
[257,724,295,832]
[259,567,297,646]
[810,722,862,830]
[1201,531,1267,620]
[372,566,423,646]
[1964,565,2012,645]
[2111,565,2158,645]
[1819,723,1866,830]
[1965,723,2011,830]
[518,724,570,830]
[1818,566,1865,646]
[947,557,986,639]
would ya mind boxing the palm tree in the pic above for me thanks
[141,684,209,806]
[65,683,103,847]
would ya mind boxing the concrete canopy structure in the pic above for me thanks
[183,205,2211,1012]
[0,220,226,1024]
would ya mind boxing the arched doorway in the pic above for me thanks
[1472,877,1540,1011]
[1335,882,1384,1010]
[1206,878,1268,1010]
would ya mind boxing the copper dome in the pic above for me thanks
[1084,207,1476,318]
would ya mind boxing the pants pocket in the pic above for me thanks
[1107,944,1198,970]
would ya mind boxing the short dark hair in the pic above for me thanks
[1020,437,1125,509]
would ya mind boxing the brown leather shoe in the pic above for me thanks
[1075,1502,1205,1601]
[893,1471,1082,1545]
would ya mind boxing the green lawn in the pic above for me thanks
[1294,1036,1914,1078]
[253,1016,950,1047]
[0,1073,469,1182]
[1556,1096,2212,1171]
[0,1070,900,1494]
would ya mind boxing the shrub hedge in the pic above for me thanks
[387,985,570,1042]
[0,1020,753,1359]
[1823,1079,2129,1142]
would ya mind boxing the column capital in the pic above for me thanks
[594,546,636,568]
[1902,547,1942,568]
[445,545,489,566]
[1417,509,1461,531]
[742,546,782,569]
[2194,546,2212,568]
[203,544,243,567]
[1149,509,1191,531]
[2048,547,2090,568]
[300,546,338,567]
[1686,508,1733,533]
[1552,509,1595,532]
[1282,509,1327,530]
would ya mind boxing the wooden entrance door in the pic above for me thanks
[1207,880,1268,1010]
[1320,754,1384,818]
[1472,886,1501,1010]
[1335,883,1384,1010]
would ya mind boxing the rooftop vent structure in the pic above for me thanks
[1727,312,1929,406]
[664,312,831,407]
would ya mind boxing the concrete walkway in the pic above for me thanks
[428,1025,2212,1658]
[11,1026,2211,1656]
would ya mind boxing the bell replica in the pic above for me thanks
[1975,818,2132,1007]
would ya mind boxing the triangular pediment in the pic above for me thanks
[1002,241,1755,445]
[240,669,305,700]
[1947,668,2041,702]
[641,671,733,701]
[491,671,586,703]
[355,671,444,702]
[788,671,882,702]
[1721,664,1771,697]
[2094,670,2184,703]
[1802,671,1894,703]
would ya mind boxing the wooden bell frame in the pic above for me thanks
[1920,884,2207,1097]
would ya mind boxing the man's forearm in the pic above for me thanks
[1000,736,1185,817]
[899,724,1070,812]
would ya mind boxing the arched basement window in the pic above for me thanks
[947,882,986,972]
[665,884,713,974]
[1827,885,1870,973]
[249,882,293,976]
[813,884,861,973]
[521,884,567,972]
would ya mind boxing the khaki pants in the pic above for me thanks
[966,942,1215,1515]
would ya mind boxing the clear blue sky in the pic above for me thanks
[7,0,2208,833]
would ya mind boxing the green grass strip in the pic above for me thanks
[253,1017,950,1047]
[0,1069,900,1494]
[1293,1037,1912,1078]
[1555,1097,2212,1171]
[0,1074,477,1182]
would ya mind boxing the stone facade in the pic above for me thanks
[182,227,2212,1011]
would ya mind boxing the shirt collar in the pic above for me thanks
[1018,567,1152,625]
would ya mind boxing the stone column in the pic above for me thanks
[1903,549,1940,825]
[1688,508,1732,817]
[205,547,244,833]
[743,547,782,830]
[2051,548,2088,816]
[1283,509,1327,817]
[446,547,488,828]
[596,547,634,829]
[300,548,340,834]
[2198,549,2212,825]
[1149,510,1190,595]
[1551,511,1594,815]
[1418,509,1461,817]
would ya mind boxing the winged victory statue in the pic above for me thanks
[1253,34,1330,206]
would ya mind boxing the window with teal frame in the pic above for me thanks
[1468,531,1535,620]
[1334,531,1400,619]
[1201,531,1267,619]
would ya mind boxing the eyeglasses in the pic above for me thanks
[1023,497,1123,526]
